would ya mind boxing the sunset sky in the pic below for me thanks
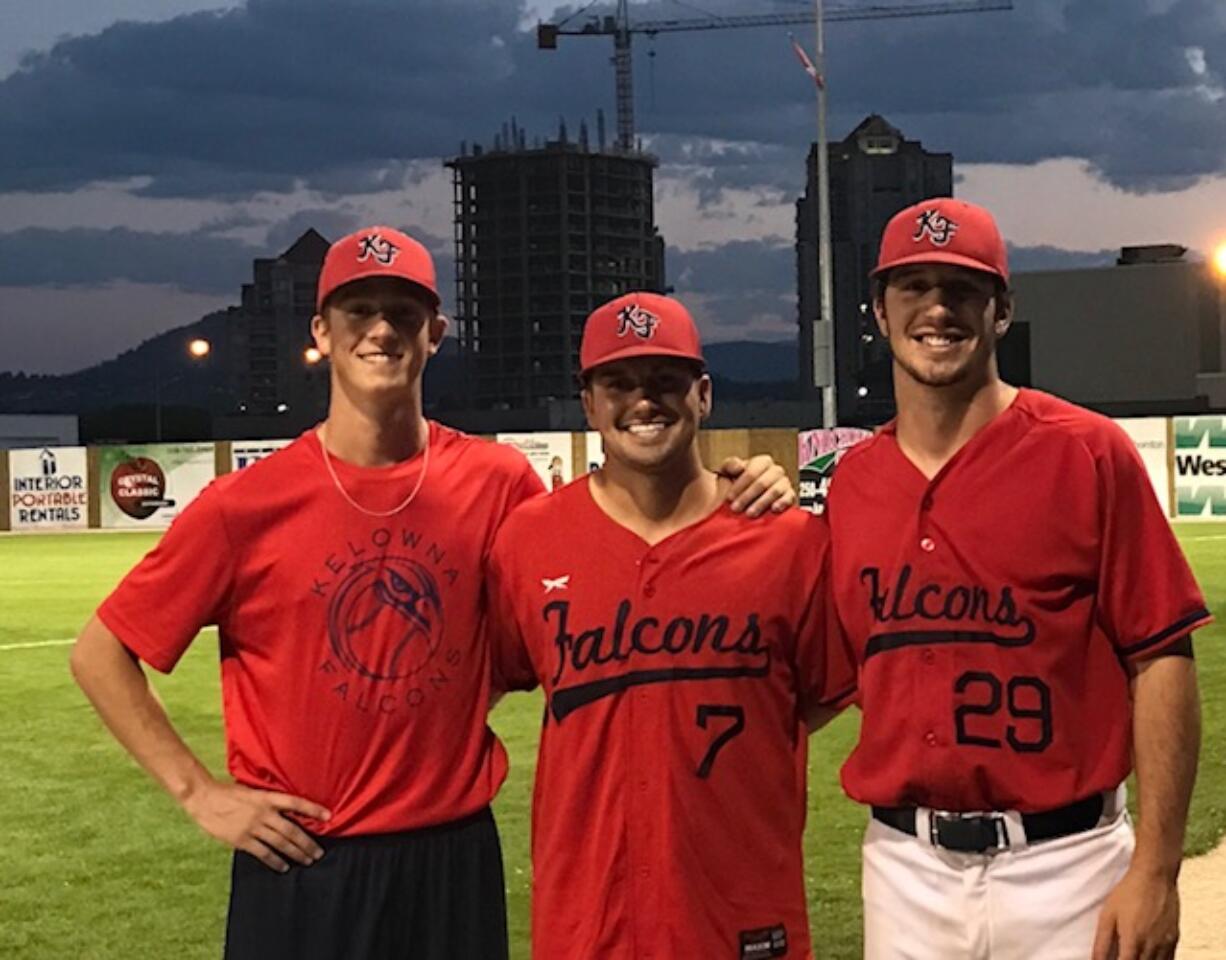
[2,0,1224,374]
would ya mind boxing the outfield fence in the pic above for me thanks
[1,428,800,533]
[4,416,1223,533]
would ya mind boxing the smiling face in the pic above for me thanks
[311,276,446,409]
[581,356,711,475]
[875,263,1011,390]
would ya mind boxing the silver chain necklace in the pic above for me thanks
[318,422,430,518]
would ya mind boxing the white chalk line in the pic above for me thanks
[0,638,75,652]
[0,625,217,653]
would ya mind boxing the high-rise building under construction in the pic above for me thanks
[447,118,666,409]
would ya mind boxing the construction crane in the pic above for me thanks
[539,0,1013,151]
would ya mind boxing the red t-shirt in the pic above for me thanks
[98,422,543,836]
[827,389,1212,812]
[488,477,855,960]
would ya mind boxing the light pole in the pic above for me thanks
[814,0,836,429]
[154,338,211,442]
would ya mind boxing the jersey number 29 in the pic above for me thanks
[953,672,1053,753]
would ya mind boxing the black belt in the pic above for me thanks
[871,793,1106,854]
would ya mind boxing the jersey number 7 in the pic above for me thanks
[695,704,746,778]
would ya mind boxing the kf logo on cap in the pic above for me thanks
[616,304,659,340]
[913,209,959,247]
[357,233,401,265]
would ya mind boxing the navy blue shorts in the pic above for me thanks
[223,807,508,960]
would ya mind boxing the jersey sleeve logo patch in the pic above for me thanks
[616,303,660,340]
[913,209,959,247]
[542,575,570,593]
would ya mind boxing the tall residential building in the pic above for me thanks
[797,115,952,425]
[228,229,330,422]
[447,121,666,410]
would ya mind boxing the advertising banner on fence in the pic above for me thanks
[797,427,873,514]
[8,446,88,531]
[231,439,293,472]
[1172,416,1226,520]
[99,443,215,529]
[496,432,573,492]
[1113,417,1171,515]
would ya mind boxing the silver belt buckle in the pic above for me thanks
[928,811,1010,853]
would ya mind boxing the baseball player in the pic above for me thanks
[69,229,795,959]
[825,198,1212,960]
[487,292,856,959]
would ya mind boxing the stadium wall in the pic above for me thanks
[1,429,796,533]
[3,418,1223,532]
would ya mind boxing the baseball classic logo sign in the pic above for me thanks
[110,457,169,519]
[1173,416,1226,519]
[99,443,215,529]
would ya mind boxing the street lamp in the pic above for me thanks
[1213,243,1226,278]
[154,338,211,442]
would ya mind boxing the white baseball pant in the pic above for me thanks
[862,793,1134,959]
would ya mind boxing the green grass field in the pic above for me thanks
[1,525,1222,959]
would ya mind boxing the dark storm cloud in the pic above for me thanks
[0,227,258,292]
[0,217,450,293]
[0,0,1223,200]
[634,0,1226,193]
[666,239,797,339]
[668,238,795,294]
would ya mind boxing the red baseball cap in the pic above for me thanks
[580,292,705,375]
[316,226,440,311]
[872,198,1009,283]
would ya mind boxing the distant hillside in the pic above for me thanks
[0,310,234,415]
[0,319,796,417]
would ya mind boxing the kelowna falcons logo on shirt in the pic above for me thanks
[616,304,659,340]
[913,209,958,247]
[357,233,401,265]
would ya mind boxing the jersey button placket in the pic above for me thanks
[631,548,659,953]
[918,486,941,754]
[641,550,660,598]
[918,485,937,553]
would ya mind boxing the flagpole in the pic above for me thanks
[815,0,836,429]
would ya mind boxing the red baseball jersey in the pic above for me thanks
[827,389,1212,812]
[488,477,855,960]
[99,422,543,836]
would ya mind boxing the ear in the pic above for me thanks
[697,374,713,422]
[993,295,1014,337]
[427,311,449,356]
[873,298,890,339]
[310,313,331,356]
[580,385,598,430]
